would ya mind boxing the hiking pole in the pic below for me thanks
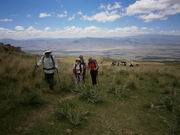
[32,64,38,78]
[56,68,60,83]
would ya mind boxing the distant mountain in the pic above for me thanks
[1,35,180,51]
[0,35,180,60]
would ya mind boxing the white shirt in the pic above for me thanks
[73,63,83,74]
[37,55,58,74]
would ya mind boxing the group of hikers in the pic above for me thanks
[35,50,99,92]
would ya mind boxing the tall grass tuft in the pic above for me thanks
[55,100,89,127]
[79,85,104,104]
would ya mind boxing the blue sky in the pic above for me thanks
[0,0,180,39]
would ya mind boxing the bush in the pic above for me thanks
[159,95,175,112]
[80,85,104,104]
[55,100,89,127]
[125,80,136,90]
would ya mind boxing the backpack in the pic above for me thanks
[89,60,97,70]
[42,55,55,70]
[73,63,82,74]
[80,60,86,71]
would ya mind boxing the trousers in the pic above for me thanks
[44,73,54,90]
[90,70,98,85]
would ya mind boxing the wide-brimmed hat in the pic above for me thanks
[76,58,81,61]
[44,50,52,54]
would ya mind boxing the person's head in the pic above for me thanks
[88,57,92,62]
[75,58,81,63]
[79,55,83,60]
[44,50,52,57]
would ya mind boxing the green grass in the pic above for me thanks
[0,50,180,135]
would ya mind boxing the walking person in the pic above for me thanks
[73,58,84,85]
[88,57,99,85]
[35,50,58,93]
[79,55,86,83]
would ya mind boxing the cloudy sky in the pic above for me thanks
[0,0,180,39]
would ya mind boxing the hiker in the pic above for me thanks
[35,50,58,91]
[129,63,133,67]
[88,57,99,85]
[79,55,86,83]
[73,58,84,85]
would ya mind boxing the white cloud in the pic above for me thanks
[77,11,83,16]
[68,15,75,21]
[126,0,180,22]
[0,25,179,39]
[15,26,24,31]
[39,13,51,18]
[57,10,68,18]
[0,18,13,22]
[79,2,122,23]
[26,26,37,31]
[26,14,31,18]
[100,2,121,11]
[44,27,51,31]
[82,11,120,22]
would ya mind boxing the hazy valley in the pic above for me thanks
[1,35,180,61]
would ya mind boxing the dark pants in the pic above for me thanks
[44,73,54,90]
[90,70,98,85]
[75,73,82,85]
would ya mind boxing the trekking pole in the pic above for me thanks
[32,64,38,78]
[56,68,60,83]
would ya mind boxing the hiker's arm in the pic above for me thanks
[36,56,43,67]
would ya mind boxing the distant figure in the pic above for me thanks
[117,61,120,66]
[35,50,58,92]
[73,58,83,85]
[88,57,99,85]
[111,61,116,66]
[121,61,126,66]
[129,63,133,67]
[79,55,86,83]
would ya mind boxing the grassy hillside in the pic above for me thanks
[0,45,180,135]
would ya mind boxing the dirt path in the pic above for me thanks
[15,93,78,135]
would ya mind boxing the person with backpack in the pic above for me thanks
[88,57,99,85]
[35,50,58,92]
[73,58,84,85]
[79,55,86,83]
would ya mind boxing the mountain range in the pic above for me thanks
[0,35,180,60]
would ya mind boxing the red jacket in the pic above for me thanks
[88,60,98,71]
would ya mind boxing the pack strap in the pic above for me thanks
[42,55,56,69]
[43,67,55,70]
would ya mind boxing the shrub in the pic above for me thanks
[80,85,104,104]
[125,80,136,90]
[159,95,175,112]
[55,100,89,127]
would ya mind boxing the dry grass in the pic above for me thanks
[0,50,180,135]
